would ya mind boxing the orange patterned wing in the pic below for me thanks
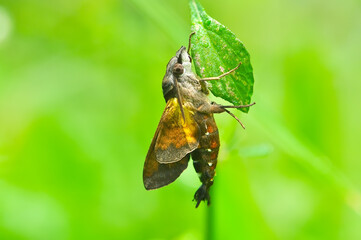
[155,98,200,163]
[143,98,200,190]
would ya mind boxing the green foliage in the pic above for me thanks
[0,0,361,240]
[189,0,254,112]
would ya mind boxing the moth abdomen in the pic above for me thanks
[191,113,220,207]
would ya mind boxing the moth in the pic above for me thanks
[143,33,255,207]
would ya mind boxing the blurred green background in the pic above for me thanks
[0,0,361,239]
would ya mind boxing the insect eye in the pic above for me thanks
[173,63,184,76]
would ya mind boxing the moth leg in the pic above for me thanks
[219,102,256,109]
[196,102,255,128]
[199,61,242,81]
[210,102,256,129]
[209,101,255,112]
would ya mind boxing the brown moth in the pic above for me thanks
[143,33,255,208]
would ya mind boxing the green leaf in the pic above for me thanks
[189,0,254,113]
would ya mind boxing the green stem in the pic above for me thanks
[206,200,215,240]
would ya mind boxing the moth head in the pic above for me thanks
[162,46,193,100]
[174,46,192,75]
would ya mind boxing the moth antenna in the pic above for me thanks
[187,32,195,55]
[224,109,246,129]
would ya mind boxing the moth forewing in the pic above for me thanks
[154,98,200,164]
[143,94,200,189]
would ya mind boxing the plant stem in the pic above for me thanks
[206,201,215,240]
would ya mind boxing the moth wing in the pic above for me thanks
[143,98,199,190]
[143,146,190,190]
[155,98,200,163]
